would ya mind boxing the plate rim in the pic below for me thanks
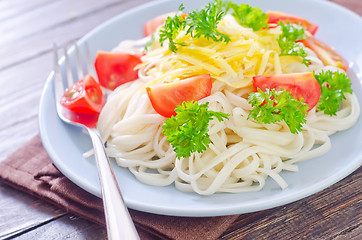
[39,0,362,217]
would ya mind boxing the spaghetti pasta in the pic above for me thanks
[96,12,360,195]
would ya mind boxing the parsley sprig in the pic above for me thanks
[186,1,230,43]
[159,1,270,52]
[278,21,310,66]
[228,2,268,31]
[162,101,229,159]
[314,70,353,115]
[159,4,188,52]
[248,88,308,133]
[159,2,229,52]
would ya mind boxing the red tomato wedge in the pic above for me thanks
[94,51,142,90]
[60,74,105,114]
[267,11,318,35]
[300,36,349,72]
[146,74,212,118]
[144,12,172,36]
[253,72,321,111]
[144,12,188,36]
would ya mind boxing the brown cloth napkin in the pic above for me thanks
[0,135,239,240]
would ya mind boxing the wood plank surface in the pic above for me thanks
[220,167,362,239]
[0,184,64,239]
[0,0,151,159]
[0,1,153,239]
[0,0,361,239]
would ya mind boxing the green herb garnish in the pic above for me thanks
[185,1,230,43]
[159,2,229,52]
[278,21,310,66]
[228,2,268,31]
[159,4,188,52]
[314,70,353,115]
[162,101,229,158]
[159,1,271,52]
[248,88,308,133]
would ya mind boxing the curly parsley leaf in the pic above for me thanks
[162,101,229,159]
[158,1,273,52]
[278,21,311,66]
[186,1,230,43]
[228,2,268,31]
[159,2,230,52]
[159,4,187,52]
[314,70,353,115]
[248,88,308,133]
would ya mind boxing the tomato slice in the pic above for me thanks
[267,11,318,35]
[300,36,348,72]
[146,74,212,118]
[60,74,105,114]
[253,72,321,111]
[94,51,142,90]
[144,12,188,36]
[144,13,172,36]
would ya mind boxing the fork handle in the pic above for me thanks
[87,128,140,240]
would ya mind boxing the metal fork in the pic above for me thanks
[53,43,140,240]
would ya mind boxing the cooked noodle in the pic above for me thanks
[96,14,360,195]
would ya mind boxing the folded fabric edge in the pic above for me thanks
[0,134,240,240]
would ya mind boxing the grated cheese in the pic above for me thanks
[141,14,307,89]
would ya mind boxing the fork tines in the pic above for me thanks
[53,42,96,91]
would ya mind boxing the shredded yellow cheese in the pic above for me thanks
[141,14,304,89]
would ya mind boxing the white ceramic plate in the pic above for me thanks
[39,0,362,217]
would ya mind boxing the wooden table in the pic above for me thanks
[0,0,361,239]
